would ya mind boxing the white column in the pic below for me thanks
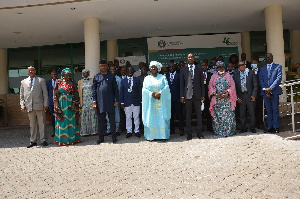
[290,30,300,64]
[0,49,8,94]
[241,32,251,61]
[107,40,118,62]
[84,17,100,77]
[264,4,286,102]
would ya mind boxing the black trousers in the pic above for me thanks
[185,95,202,135]
[170,100,184,132]
[97,111,116,140]
[49,105,55,133]
[239,93,256,130]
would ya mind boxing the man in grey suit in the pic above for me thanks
[20,66,49,148]
[180,53,205,140]
[233,61,258,133]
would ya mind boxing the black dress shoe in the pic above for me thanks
[274,129,279,134]
[42,141,48,146]
[250,129,256,133]
[27,142,37,148]
[97,139,104,144]
[250,128,256,133]
[112,138,117,143]
[197,133,204,139]
[126,133,132,138]
[51,133,55,137]
[187,134,192,140]
[266,128,274,133]
[135,132,141,138]
[239,130,245,134]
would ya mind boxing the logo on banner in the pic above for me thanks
[158,40,183,49]
[120,59,126,65]
[223,37,238,45]
[158,40,167,48]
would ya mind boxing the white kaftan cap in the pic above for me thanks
[149,61,162,72]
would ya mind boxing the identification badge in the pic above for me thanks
[128,88,132,93]
[204,80,206,85]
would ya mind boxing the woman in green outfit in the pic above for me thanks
[53,68,81,145]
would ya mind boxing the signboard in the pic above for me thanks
[147,34,241,66]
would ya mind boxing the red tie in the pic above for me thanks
[203,72,206,81]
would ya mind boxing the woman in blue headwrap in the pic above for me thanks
[78,69,98,136]
[142,61,171,141]
[53,68,81,145]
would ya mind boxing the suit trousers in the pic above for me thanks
[98,111,116,140]
[263,95,280,129]
[255,96,264,127]
[185,95,202,135]
[203,99,212,130]
[124,104,140,133]
[27,110,47,143]
[170,100,184,132]
[239,93,256,130]
[49,105,55,133]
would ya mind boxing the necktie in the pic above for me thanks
[189,66,193,80]
[128,77,131,88]
[203,72,206,81]
[267,64,271,85]
[30,78,33,90]
[52,79,56,87]
[241,74,246,92]
[170,73,174,84]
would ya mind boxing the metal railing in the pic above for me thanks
[278,79,300,134]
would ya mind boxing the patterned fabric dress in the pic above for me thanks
[142,74,171,140]
[212,76,236,137]
[80,79,98,136]
[54,80,81,145]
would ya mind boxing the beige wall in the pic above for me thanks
[241,32,251,61]
[291,30,300,64]
[107,40,118,62]
[0,49,8,95]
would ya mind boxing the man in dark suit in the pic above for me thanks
[251,60,264,129]
[138,65,148,132]
[93,60,119,144]
[241,53,252,70]
[166,63,184,136]
[46,70,57,137]
[259,53,283,133]
[233,61,258,133]
[180,53,205,140]
[200,61,213,132]
[120,66,142,138]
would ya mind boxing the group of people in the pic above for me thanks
[20,52,282,148]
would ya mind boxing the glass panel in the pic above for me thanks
[8,47,38,93]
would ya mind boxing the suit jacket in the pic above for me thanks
[92,72,119,113]
[20,76,48,112]
[166,72,181,102]
[233,70,258,99]
[78,78,93,107]
[203,71,213,99]
[46,79,57,106]
[120,77,142,107]
[180,65,205,100]
[259,63,283,95]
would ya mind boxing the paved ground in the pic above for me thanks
[0,125,299,198]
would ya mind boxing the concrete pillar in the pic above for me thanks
[84,17,100,77]
[0,49,8,95]
[241,32,251,61]
[290,30,300,64]
[107,40,118,62]
[264,4,286,102]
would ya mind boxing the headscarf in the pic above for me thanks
[216,61,225,68]
[149,61,162,72]
[82,69,90,77]
[61,68,72,78]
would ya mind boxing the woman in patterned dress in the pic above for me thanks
[53,68,82,145]
[142,61,171,141]
[78,69,98,136]
[208,61,237,137]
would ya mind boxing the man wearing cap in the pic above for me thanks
[93,60,119,144]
